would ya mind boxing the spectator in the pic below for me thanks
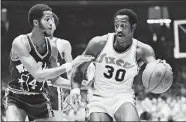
[140,111,152,121]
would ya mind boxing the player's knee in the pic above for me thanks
[89,113,99,121]
[89,113,112,121]
[6,104,19,112]
[115,102,139,121]
[6,104,26,121]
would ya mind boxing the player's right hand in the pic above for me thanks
[72,55,94,68]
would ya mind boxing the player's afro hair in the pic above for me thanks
[114,9,138,25]
[28,4,52,27]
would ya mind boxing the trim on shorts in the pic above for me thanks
[57,87,64,110]
[3,88,10,110]
[8,87,40,95]
[41,91,54,118]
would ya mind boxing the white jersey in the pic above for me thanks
[93,33,140,97]
[47,37,72,87]
[50,37,66,59]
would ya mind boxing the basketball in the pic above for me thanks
[142,61,173,94]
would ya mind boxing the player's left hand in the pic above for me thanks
[63,88,81,112]
[63,95,73,112]
[157,59,172,70]
[70,93,81,111]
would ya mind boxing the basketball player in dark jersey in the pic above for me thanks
[67,9,172,121]
[3,4,94,121]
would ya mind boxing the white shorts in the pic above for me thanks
[86,94,136,119]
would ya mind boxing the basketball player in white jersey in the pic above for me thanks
[43,13,72,121]
[3,4,94,121]
[68,9,172,121]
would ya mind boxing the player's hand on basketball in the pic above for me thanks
[72,55,94,68]
[157,59,172,70]
[161,60,172,70]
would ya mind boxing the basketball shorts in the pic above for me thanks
[45,85,64,110]
[3,87,54,121]
[86,93,136,119]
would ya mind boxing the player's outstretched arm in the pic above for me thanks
[65,36,106,109]
[63,36,104,111]
[12,36,94,82]
[71,39,97,90]
[71,36,106,90]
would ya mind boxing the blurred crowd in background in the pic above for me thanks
[1,0,186,121]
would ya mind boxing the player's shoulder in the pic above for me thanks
[89,34,108,47]
[136,39,153,52]
[58,38,71,46]
[54,37,71,46]
[84,34,108,56]
[135,38,155,60]
[13,34,27,44]
[12,34,29,49]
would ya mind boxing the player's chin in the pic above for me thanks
[44,32,52,37]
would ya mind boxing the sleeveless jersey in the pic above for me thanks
[51,38,67,79]
[93,33,140,97]
[9,35,52,93]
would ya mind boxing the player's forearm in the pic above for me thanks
[53,77,71,89]
[71,67,83,89]
[34,64,70,81]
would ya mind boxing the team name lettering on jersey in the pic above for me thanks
[16,64,27,73]
[98,53,135,69]
[16,62,48,73]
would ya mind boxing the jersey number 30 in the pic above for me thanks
[104,65,126,82]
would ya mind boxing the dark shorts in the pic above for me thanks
[45,85,64,110]
[3,88,54,121]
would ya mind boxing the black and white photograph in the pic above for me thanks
[1,0,186,121]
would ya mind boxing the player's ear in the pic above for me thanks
[33,19,38,27]
[131,24,136,32]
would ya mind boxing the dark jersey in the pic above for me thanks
[9,35,52,93]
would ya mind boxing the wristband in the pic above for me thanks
[63,63,72,72]
[70,88,80,95]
